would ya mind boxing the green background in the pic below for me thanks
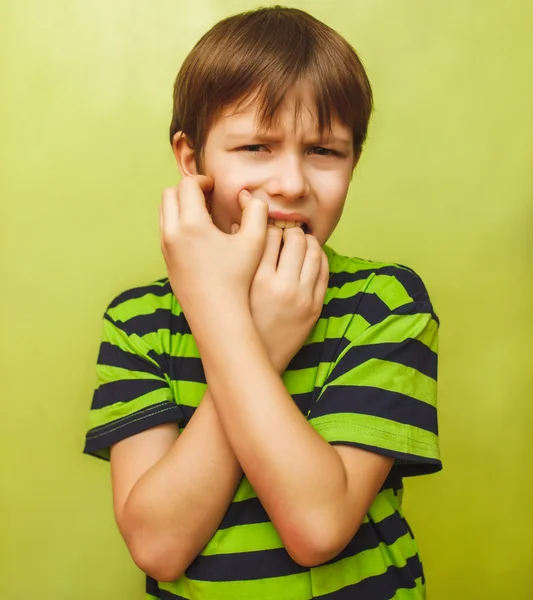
[2,1,532,598]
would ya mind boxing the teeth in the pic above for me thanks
[268,219,304,229]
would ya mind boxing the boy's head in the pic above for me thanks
[169,6,373,246]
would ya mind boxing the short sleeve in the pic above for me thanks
[83,308,184,461]
[308,284,441,478]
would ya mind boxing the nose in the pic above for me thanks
[266,153,310,201]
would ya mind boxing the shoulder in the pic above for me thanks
[104,276,173,330]
[323,244,438,325]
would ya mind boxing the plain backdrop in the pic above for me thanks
[1,0,532,598]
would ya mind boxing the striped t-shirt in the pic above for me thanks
[84,243,441,600]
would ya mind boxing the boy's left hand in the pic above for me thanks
[159,176,268,327]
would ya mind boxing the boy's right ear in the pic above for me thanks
[171,131,198,177]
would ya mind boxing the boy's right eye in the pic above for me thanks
[239,145,266,154]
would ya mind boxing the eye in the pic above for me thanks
[239,145,267,154]
[310,147,338,157]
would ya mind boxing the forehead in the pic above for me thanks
[215,82,351,141]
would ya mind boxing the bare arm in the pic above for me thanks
[196,310,394,568]
[110,348,288,583]
[110,388,242,583]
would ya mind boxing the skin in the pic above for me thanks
[110,81,393,583]
[160,81,393,567]
[172,80,358,247]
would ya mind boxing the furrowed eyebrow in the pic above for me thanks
[226,132,352,149]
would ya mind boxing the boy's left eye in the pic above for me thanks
[239,145,338,157]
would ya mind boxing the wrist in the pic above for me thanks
[188,296,251,341]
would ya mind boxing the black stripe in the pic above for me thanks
[83,401,183,458]
[288,337,349,371]
[318,553,423,599]
[218,495,410,540]
[116,309,190,338]
[146,575,187,599]
[91,378,169,409]
[148,553,424,599]
[97,342,162,377]
[329,441,442,477]
[185,511,410,582]
[310,385,438,435]
[168,355,206,384]
[320,293,367,320]
[185,546,308,581]
[107,279,171,309]
[328,264,406,289]
[392,300,439,326]
[389,265,430,304]
[218,497,269,529]
[325,338,438,382]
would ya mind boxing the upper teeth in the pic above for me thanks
[268,219,304,229]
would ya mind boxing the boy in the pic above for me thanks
[84,6,441,600]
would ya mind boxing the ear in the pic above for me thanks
[171,131,199,177]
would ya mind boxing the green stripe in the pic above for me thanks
[96,364,164,386]
[200,522,284,556]
[369,274,414,309]
[309,413,439,460]
[232,476,257,502]
[339,313,372,341]
[158,576,191,599]
[310,531,419,595]
[203,487,400,557]
[175,380,206,405]
[366,487,401,523]
[323,358,437,407]
[103,319,160,368]
[88,393,174,430]
[161,571,312,600]
[352,312,437,350]
[107,291,175,322]
[282,367,319,394]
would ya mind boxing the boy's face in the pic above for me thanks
[173,82,357,247]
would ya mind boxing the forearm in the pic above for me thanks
[194,310,350,560]
[122,388,242,582]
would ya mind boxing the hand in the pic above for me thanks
[159,176,268,328]
[231,222,329,374]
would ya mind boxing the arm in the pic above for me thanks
[111,388,241,583]
[111,346,290,583]
[194,309,394,568]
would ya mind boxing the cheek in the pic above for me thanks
[208,176,245,225]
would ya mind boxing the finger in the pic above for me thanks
[177,175,215,228]
[238,189,268,238]
[300,234,324,290]
[277,226,307,279]
[160,186,180,240]
[313,250,330,308]
[255,225,283,276]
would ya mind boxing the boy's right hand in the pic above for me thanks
[232,222,330,374]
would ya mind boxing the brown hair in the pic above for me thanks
[169,5,374,172]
